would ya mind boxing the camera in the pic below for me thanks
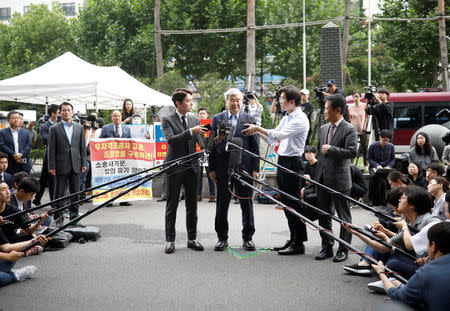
[273,87,283,114]
[216,120,232,136]
[241,120,256,133]
[364,85,377,103]
[243,91,256,113]
[314,85,329,110]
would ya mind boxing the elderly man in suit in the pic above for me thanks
[0,112,32,176]
[161,88,207,254]
[47,102,87,226]
[99,110,132,139]
[314,94,358,262]
[209,88,260,251]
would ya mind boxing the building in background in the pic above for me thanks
[1,0,84,22]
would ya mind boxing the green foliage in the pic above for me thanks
[150,71,187,96]
[195,73,232,115]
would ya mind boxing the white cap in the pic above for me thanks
[224,88,242,100]
[300,89,310,95]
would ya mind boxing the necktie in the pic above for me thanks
[115,125,120,138]
[181,116,187,130]
[230,114,237,128]
[327,123,336,144]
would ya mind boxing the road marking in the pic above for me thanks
[226,246,272,259]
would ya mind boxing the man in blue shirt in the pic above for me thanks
[372,221,450,311]
[367,129,396,206]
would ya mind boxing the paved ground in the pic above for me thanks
[0,195,393,311]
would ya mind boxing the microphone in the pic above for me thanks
[226,124,235,143]
[227,137,243,187]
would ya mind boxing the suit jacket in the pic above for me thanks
[39,120,53,146]
[0,127,32,173]
[315,119,358,191]
[161,111,203,174]
[99,123,132,138]
[47,121,87,176]
[209,111,260,179]
[1,172,12,189]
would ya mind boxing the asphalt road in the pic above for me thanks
[0,197,394,311]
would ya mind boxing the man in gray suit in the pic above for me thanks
[314,94,358,262]
[48,102,87,225]
[99,110,132,139]
[161,88,207,254]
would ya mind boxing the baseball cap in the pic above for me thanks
[300,89,310,95]
[326,79,336,86]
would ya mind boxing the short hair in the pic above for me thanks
[378,88,390,97]
[12,171,29,186]
[172,88,192,106]
[96,118,104,128]
[386,186,404,207]
[60,102,74,111]
[403,185,433,215]
[7,111,21,120]
[427,163,445,176]
[198,107,208,114]
[387,170,411,185]
[325,94,346,115]
[279,85,302,106]
[0,152,8,160]
[224,88,242,101]
[431,176,449,192]
[304,145,317,154]
[379,129,393,139]
[17,177,39,193]
[427,222,450,254]
[48,104,59,116]
[353,90,362,97]
[111,110,121,117]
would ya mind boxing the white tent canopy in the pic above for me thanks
[0,52,172,110]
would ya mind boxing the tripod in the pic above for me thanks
[309,108,325,146]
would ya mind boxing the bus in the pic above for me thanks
[347,91,450,152]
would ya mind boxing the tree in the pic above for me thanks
[195,73,232,115]
[150,71,186,96]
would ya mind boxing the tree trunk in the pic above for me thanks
[341,0,351,68]
[154,0,164,78]
[438,0,449,91]
[246,0,256,92]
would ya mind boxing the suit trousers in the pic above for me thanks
[35,154,54,202]
[215,177,255,242]
[317,186,352,251]
[165,168,198,242]
[54,170,81,221]
[276,156,307,245]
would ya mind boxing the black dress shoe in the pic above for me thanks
[278,243,305,255]
[32,199,41,206]
[156,197,166,202]
[165,242,175,254]
[333,250,348,262]
[315,248,334,260]
[234,198,240,204]
[106,203,113,207]
[119,201,132,206]
[243,240,255,251]
[214,240,228,251]
[187,240,204,251]
[273,240,292,251]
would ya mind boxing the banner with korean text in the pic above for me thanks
[154,122,167,166]
[90,138,155,205]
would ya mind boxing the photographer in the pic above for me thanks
[300,89,314,145]
[244,92,263,127]
[243,85,309,255]
[321,79,349,122]
[366,88,394,140]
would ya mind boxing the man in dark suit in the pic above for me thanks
[161,88,207,254]
[0,111,32,176]
[33,104,60,206]
[314,94,358,262]
[209,88,260,251]
[0,152,12,189]
[99,110,132,139]
[99,110,132,207]
[47,102,87,226]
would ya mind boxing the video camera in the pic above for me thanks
[313,85,329,111]
[364,85,377,104]
[216,120,232,136]
[241,120,256,132]
[243,91,256,113]
[273,87,283,115]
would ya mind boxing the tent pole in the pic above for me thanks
[45,97,48,115]
[144,104,147,124]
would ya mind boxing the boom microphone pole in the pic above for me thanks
[4,150,207,220]
[226,141,398,223]
[241,170,418,261]
[231,172,408,284]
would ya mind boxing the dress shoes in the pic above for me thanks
[278,243,305,255]
[214,240,228,251]
[273,240,292,251]
[32,199,41,206]
[314,248,334,260]
[187,240,204,251]
[333,250,348,262]
[119,201,132,206]
[234,198,240,204]
[208,195,215,203]
[156,197,166,202]
[243,240,256,251]
[165,242,175,254]
[197,195,202,202]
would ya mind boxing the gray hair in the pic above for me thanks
[224,88,243,101]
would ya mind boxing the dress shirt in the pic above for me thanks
[0,172,3,182]
[13,192,24,211]
[176,111,192,135]
[62,120,74,145]
[10,128,19,153]
[227,111,239,128]
[266,107,309,157]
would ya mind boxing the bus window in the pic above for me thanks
[394,104,421,129]
[424,103,450,125]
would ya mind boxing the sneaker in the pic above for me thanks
[367,278,395,293]
[24,246,44,257]
[12,265,39,281]
[343,263,373,275]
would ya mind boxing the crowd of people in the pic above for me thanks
[1,83,450,310]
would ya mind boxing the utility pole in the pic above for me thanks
[438,0,449,91]
[154,0,164,78]
[341,0,351,67]
[246,0,256,92]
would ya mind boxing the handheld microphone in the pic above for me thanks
[227,137,243,187]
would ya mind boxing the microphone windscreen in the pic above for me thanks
[228,137,243,171]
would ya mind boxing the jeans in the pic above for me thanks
[0,260,16,286]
